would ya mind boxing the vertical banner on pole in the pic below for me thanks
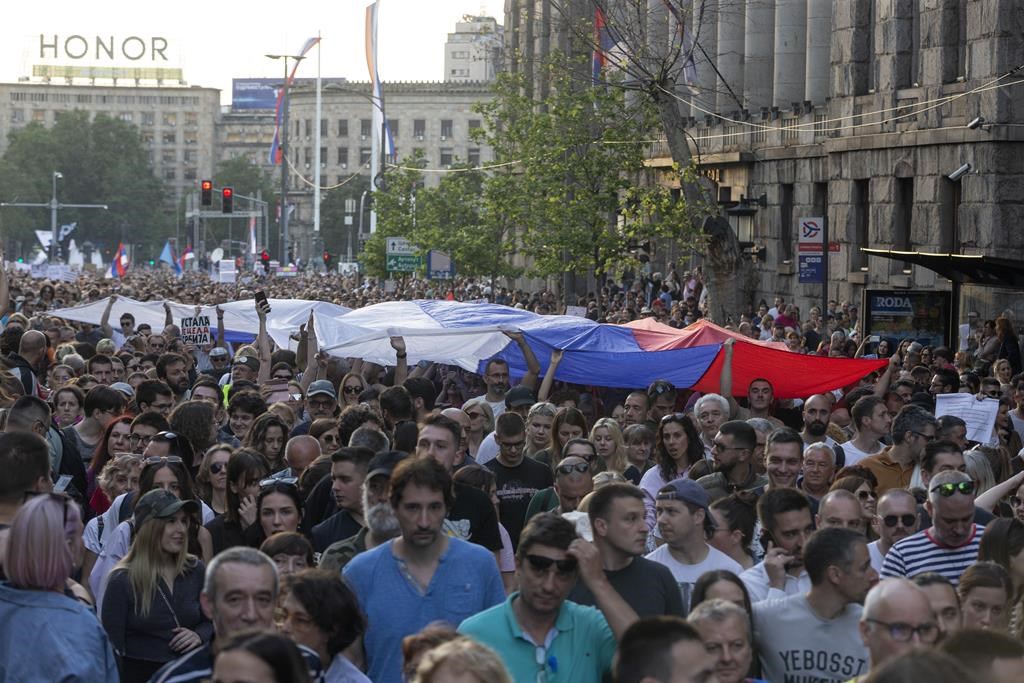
[797,216,825,284]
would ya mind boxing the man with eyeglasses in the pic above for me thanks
[868,489,919,573]
[129,412,169,456]
[857,578,939,679]
[459,512,639,683]
[929,368,961,397]
[882,470,983,585]
[647,479,742,613]
[290,379,338,437]
[136,379,176,418]
[697,420,767,502]
[800,442,837,501]
[753,527,874,683]
[345,457,504,683]
[486,412,552,549]
[860,404,938,494]
[98,294,134,351]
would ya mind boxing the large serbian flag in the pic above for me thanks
[110,242,129,279]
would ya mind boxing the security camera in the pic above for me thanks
[967,116,986,130]
[948,163,972,181]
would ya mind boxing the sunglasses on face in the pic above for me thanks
[857,490,878,501]
[524,553,577,576]
[882,514,916,528]
[209,461,226,475]
[556,461,590,475]
[343,385,364,395]
[144,455,184,467]
[930,481,975,497]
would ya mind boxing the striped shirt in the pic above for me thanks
[880,524,983,585]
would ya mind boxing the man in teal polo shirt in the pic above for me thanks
[459,512,639,682]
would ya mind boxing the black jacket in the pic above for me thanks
[5,353,38,396]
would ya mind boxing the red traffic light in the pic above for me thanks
[221,187,234,214]
[261,250,270,263]
[200,179,213,206]
[201,180,212,191]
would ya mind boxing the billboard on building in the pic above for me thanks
[231,77,321,110]
[862,289,951,348]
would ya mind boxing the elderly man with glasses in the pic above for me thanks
[881,470,983,585]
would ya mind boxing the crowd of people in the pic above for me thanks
[2,262,1024,683]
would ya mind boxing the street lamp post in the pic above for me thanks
[266,53,305,265]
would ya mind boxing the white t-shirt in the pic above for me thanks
[470,394,507,420]
[475,432,499,465]
[867,540,885,574]
[839,439,882,467]
[645,543,743,612]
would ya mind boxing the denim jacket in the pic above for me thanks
[0,581,120,682]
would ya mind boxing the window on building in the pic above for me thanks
[162,131,177,144]
[119,112,133,123]
[440,148,454,167]
[295,120,301,137]
[163,113,177,126]
[75,94,91,104]
[360,119,371,138]
[780,184,794,262]
[321,119,328,137]
[163,168,176,181]
[852,179,870,271]
[320,147,327,166]
[414,119,426,139]
[183,150,198,163]
[441,119,453,138]
[162,150,176,164]
[939,178,961,253]
[468,148,480,166]
[359,147,371,165]
[141,131,155,144]
[894,177,915,274]
[185,112,198,127]
[338,147,349,167]
[451,50,470,59]
[303,147,311,165]
[388,119,398,137]
[338,119,348,136]
[183,168,197,181]
[184,133,198,145]
[142,112,155,126]
[10,109,23,123]
[451,69,470,77]
[469,119,481,130]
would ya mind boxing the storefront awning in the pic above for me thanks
[861,249,1024,289]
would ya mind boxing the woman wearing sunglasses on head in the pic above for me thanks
[0,493,121,682]
[88,452,214,605]
[101,489,212,682]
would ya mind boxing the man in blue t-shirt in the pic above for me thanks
[344,457,505,683]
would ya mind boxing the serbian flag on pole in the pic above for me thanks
[592,7,620,84]
[110,242,128,278]
[180,244,194,272]
[268,37,322,165]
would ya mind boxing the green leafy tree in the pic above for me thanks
[319,174,371,263]
[0,111,165,260]
[359,154,425,277]
[476,55,704,310]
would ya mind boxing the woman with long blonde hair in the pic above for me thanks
[590,417,628,473]
[100,489,211,682]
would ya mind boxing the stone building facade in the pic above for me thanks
[509,0,1024,318]
[0,81,220,206]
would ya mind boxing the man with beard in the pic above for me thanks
[697,420,767,502]
[469,332,541,420]
[752,528,875,683]
[868,489,919,572]
[156,352,192,404]
[344,457,504,683]
[646,479,742,613]
[570,483,684,617]
[719,340,784,427]
[860,404,938,494]
[319,450,405,573]
[741,487,815,601]
[800,394,836,449]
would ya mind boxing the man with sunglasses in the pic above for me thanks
[698,420,767,502]
[882,471,983,584]
[860,404,939,494]
[868,489,919,573]
[459,513,640,683]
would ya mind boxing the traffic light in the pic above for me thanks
[221,187,234,214]
[201,180,213,206]
[322,251,332,271]
[260,250,270,274]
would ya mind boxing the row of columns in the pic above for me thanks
[678,0,833,117]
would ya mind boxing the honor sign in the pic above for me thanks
[38,34,171,62]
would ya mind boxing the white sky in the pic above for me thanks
[1,0,506,104]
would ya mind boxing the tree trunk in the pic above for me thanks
[650,86,750,324]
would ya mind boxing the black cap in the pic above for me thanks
[504,385,536,409]
[133,489,200,528]
[366,450,409,480]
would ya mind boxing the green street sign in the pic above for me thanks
[386,254,420,272]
